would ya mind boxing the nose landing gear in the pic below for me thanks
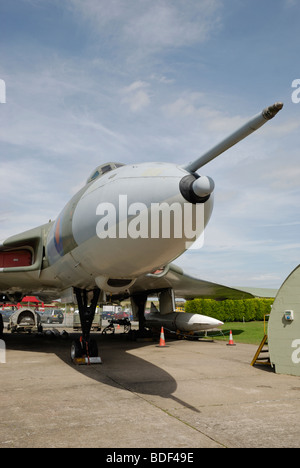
[71,287,102,364]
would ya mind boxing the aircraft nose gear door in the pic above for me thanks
[71,287,101,363]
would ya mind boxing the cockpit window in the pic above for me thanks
[101,164,113,174]
[89,170,100,182]
[86,162,125,184]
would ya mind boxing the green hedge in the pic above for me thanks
[185,298,274,322]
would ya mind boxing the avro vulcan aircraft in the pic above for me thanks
[0,103,283,359]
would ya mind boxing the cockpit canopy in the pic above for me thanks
[86,162,125,185]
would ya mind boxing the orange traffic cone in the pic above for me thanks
[158,327,167,347]
[227,330,236,346]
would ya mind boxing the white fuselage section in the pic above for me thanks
[45,162,214,293]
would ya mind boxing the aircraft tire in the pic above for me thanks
[71,339,83,360]
[71,338,98,360]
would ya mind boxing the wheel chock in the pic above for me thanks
[73,356,102,365]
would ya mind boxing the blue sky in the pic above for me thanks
[1,0,300,290]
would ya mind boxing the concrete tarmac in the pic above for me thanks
[1,329,300,448]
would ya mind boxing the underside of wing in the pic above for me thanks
[129,263,274,300]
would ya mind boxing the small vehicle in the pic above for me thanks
[0,309,15,323]
[102,318,131,335]
[114,311,130,320]
[101,310,114,320]
[40,309,64,324]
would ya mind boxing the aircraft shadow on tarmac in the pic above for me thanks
[3,331,200,413]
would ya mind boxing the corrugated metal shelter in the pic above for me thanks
[269,265,300,376]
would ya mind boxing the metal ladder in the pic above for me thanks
[251,334,271,366]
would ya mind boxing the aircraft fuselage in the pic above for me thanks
[44,162,214,294]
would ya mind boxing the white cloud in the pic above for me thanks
[123,0,222,49]
[284,0,297,7]
[68,0,222,52]
[162,92,245,134]
[121,81,151,112]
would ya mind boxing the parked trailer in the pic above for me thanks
[73,309,102,331]
[8,308,42,334]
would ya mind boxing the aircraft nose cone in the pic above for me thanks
[207,317,224,328]
[182,314,223,331]
[192,176,215,198]
[180,174,215,204]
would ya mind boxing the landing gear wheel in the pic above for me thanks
[71,338,99,360]
[71,339,83,360]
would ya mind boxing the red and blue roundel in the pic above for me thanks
[54,217,64,256]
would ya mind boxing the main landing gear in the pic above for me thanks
[71,287,101,363]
